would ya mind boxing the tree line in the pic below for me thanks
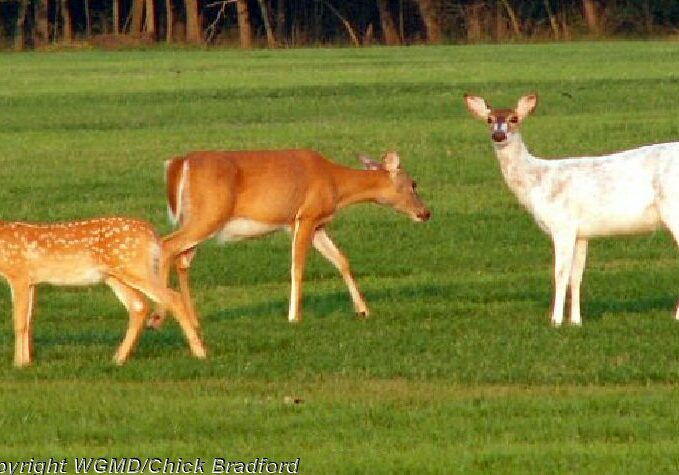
[3,0,679,50]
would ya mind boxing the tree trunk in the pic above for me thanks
[559,9,570,40]
[415,0,442,43]
[236,0,253,49]
[582,0,600,35]
[465,1,483,41]
[376,0,400,45]
[275,0,285,43]
[184,0,200,42]
[318,0,360,46]
[499,0,521,37]
[113,0,120,34]
[130,0,144,35]
[61,0,73,42]
[543,0,559,39]
[256,0,276,47]
[165,0,173,41]
[145,0,156,36]
[34,0,50,46]
[84,0,91,38]
[643,0,653,34]
[14,0,28,50]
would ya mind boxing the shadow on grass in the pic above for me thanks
[584,295,677,320]
[204,280,550,322]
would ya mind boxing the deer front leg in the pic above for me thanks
[288,219,316,323]
[312,228,369,317]
[10,279,34,367]
[107,277,149,365]
[124,274,207,359]
[569,239,588,326]
[551,232,576,327]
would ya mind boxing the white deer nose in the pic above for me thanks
[491,122,508,142]
[494,122,508,133]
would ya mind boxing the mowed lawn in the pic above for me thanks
[2,42,679,473]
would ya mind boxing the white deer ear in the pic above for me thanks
[464,94,491,120]
[382,151,400,173]
[516,93,538,120]
[358,154,383,171]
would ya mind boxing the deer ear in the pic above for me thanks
[383,151,400,173]
[358,154,383,171]
[516,93,538,120]
[464,94,491,120]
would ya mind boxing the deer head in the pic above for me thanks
[464,93,538,146]
[358,151,431,222]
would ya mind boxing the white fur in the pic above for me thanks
[217,218,285,242]
[288,219,301,322]
[497,137,679,326]
[31,258,104,286]
[470,95,679,326]
[166,160,189,227]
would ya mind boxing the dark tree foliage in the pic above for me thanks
[1,0,679,49]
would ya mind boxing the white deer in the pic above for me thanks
[465,93,679,326]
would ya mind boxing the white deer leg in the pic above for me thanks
[288,219,315,323]
[551,231,576,327]
[569,239,588,326]
[659,213,679,320]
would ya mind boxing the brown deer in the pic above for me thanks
[148,149,430,326]
[0,217,206,367]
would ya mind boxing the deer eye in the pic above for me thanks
[412,182,417,191]
[509,116,519,124]
[486,117,493,124]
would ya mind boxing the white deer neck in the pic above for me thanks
[493,134,543,200]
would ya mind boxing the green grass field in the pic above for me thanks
[2,42,679,473]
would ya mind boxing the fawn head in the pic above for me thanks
[358,151,431,222]
[464,93,538,146]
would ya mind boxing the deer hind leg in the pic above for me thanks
[107,276,149,365]
[148,178,236,329]
[148,247,197,330]
[175,247,198,329]
[551,231,576,327]
[569,239,588,326]
[122,274,206,359]
[10,279,34,367]
[288,219,316,323]
[658,210,679,320]
[312,228,369,317]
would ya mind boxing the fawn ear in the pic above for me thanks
[464,94,491,120]
[382,151,400,173]
[358,154,383,171]
[516,93,538,121]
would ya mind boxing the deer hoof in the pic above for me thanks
[146,314,164,330]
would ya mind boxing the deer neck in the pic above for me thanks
[493,134,544,201]
[332,165,390,210]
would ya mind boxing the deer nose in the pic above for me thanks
[418,210,431,222]
[492,130,507,143]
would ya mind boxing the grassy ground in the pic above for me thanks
[2,42,679,473]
